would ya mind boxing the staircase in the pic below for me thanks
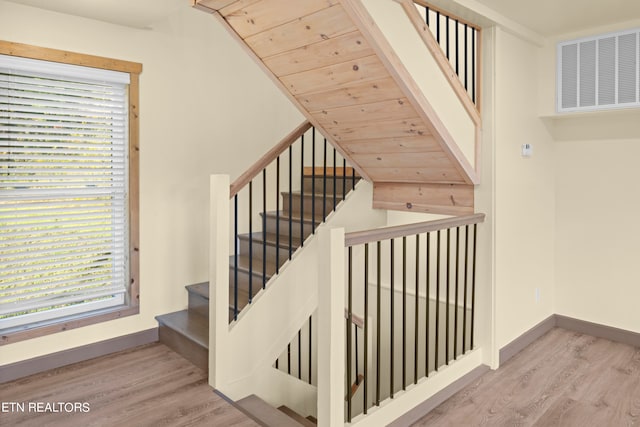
[156,167,359,371]
[192,0,481,216]
[155,0,487,424]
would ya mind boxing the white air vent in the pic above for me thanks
[558,28,639,112]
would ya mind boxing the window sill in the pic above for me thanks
[0,306,139,346]
[540,107,640,141]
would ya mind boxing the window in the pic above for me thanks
[0,41,141,344]
[558,28,639,113]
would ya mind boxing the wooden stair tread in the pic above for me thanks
[156,310,208,349]
[303,166,359,177]
[278,406,316,426]
[261,210,314,222]
[238,231,303,249]
[230,254,277,278]
[236,395,307,427]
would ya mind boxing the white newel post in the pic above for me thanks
[209,175,230,389]
[317,227,346,427]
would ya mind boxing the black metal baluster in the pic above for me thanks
[402,236,407,391]
[425,6,430,26]
[471,224,477,349]
[436,11,441,44]
[234,194,238,320]
[312,129,316,233]
[472,29,476,104]
[262,170,267,288]
[364,243,369,414]
[435,230,440,370]
[287,343,291,375]
[298,329,302,380]
[347,246,353,422]
[446,16,450,59]
[288,145,292,260]
[390,238,395,399]
[464,24,469,92]
[414,234,419,384]
[300,134,304,247]
[333,148,337,211]
[471,28,476,104]
[425,232,430,376]
[355,327,359,384]
[446,228,450,364]
[323,139,327,222]
[454,227,460,359]
[342,158,346,201]
[309,316,313,384]
[455,20,459,76]
[249,181,253,302]
[351,167,355,192]
[376,241,381,406]
[276,357,279,369]
[276,157,280,273]
[463,225,469,352]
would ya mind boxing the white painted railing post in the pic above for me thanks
[209,174,230,389]
[317,226,346,427]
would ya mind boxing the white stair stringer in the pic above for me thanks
[216,181,386,410]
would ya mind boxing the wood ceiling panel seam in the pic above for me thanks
[340,137,442,155]
[222,0,340,39]
[264,30,375,78]
[244,4,356,59]
[314,97,415,126]
[298,77,405,112]
[279,54,389,96]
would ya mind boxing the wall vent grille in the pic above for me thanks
[558,28,639,112]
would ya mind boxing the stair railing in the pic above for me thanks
[228,120,357,321]
[405,0,482,114]
[317,213,485,425]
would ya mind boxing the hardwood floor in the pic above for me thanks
[0,343,259,427]
[412,327,640,426]
[3,328,639,426]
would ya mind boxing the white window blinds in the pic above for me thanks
[0,54,130,329]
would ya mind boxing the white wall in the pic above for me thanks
[493,28,555,350]
[0,0,303,365]
[539,21,640,333]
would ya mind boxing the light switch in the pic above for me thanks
[521,143,533,157]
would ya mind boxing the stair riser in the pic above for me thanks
[158,325,208,371]
[303,175,357,196]
[188,291,208,319]
[282,192,336,218]
[262,214,315,240]
[238,236,293,266]
[229,267,269,302]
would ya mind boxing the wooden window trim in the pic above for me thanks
[0,41,142,346]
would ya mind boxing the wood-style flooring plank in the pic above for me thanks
[412,328,640,427]
[0,343,258,427]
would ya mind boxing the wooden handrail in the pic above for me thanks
[345,308,364,329]
[229,120,312,198]
[344,213,485,246]
[396,0,482,124]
